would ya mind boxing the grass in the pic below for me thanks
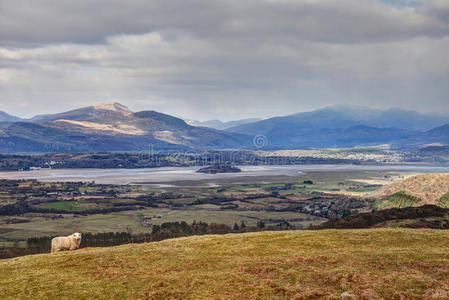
[38,200,108,212]
[372,191,421,210]
[438,192,449,208]
[0,229,448,299]
[0,241,26,248]
[0,213,146,240]
[134,208,323,228]
[0,209,324,240]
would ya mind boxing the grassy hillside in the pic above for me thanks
[371,173,449,206]
[372,191,422,210]
[1,229,449,299]
[312,205,449,230]
[438,192,449,208]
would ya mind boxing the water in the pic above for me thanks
[0,164,448,185]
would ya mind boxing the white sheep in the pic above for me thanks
[51,232,82,253]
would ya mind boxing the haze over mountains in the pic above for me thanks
[185,118,262,130]
[0,103,448,152]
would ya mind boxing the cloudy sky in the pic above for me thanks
[1,0,449,121]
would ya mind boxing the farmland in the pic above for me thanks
[0,167,437,255]
[0,169,397,246]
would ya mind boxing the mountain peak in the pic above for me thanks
[92,102,132,114]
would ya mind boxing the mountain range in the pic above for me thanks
[226,105,449,149]
[0,103,448,152]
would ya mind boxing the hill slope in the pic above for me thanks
[371,173,449,207]
[1,229,448,299]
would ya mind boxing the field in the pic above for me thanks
[1,229,448,299]
[0,209,324,240]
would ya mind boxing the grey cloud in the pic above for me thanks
[1,0,449,46]
[0,0,448,120]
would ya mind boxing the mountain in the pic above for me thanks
[36,102,133,123]
[0,102,250,152]
[327,105,449,131]
[1,103,448,152]
[257,125,414,149]
[1,230,447,299]
[228,105,449,134]
[186,119,227,129]
[186,117,261,130]
[369,108,449,131]
[389,124,449,149]
[226,105,449,149]
[0,111,22,123]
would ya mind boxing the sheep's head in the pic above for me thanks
[72,232,82,241]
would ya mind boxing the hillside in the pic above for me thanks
[371,173,449,208]
[1,230,448,299]
[312,205,449,229]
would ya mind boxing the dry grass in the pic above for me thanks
[371,173,449,205]
[1,229,449,299]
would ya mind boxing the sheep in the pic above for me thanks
[51,232,82,253]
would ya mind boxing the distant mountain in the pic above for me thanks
[258,125,415,149]
[186,119,226,129]
[223,118,262,129]
[390,124,449,149]
[36,102,133,123]
[186,118,261,130]
[27,114,50,121]
[226,105,449,149]
[0,111,22,123]
[367,108,449,131]
[1,103,449,152]
[0,102,250,152]
[228,105,449,134]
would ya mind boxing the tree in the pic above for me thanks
[257,220,265,229]
[240,221,246,231]
[233,223,239,231]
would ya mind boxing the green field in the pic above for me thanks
[1,229,448,299]
[0,208,324,240]
[38,200,109,212]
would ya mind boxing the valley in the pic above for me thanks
[1,165,447,259]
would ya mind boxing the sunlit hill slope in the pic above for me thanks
[1,229,448,299]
